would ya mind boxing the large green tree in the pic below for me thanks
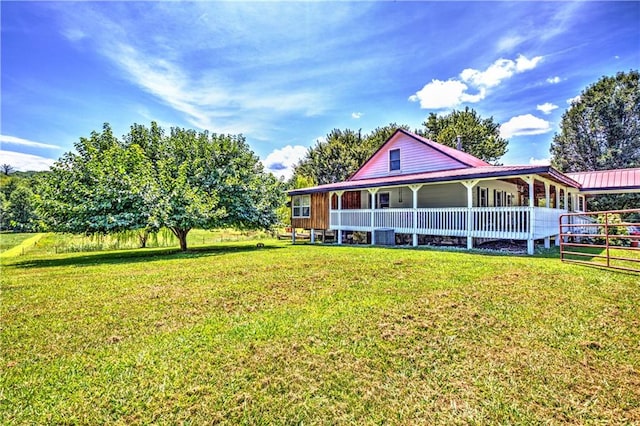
[419,107,508,164]
[293,123,410,185]
[550,70,640,172]
[38,122,283,251]
[155,127,283,250]
[38,123,158,238]
[550,71,640,212]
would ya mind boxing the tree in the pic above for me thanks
[38,122,283,251]
[550,70,640,212]
[419,107,508,164]
[37,123,158,239]
[7,185,38,232]
[550,70,640,172]
[293,123,411,185]
[1,164,14,176]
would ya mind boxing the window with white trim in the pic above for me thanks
[292,195,311,218]
[389,149,400,171]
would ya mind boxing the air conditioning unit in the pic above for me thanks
[374,228,395,246]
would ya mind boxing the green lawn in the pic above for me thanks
[1,241,638,424]
[0,232,39,253]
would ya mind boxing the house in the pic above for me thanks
[288,129,640,254]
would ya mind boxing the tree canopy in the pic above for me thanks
[550,70,640,173]
[550,70,640,212]
[418,107,508,164]
[38,122,284,250]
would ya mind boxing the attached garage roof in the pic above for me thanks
[566,168,640,194]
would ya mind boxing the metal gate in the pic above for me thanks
[559,209,640,273]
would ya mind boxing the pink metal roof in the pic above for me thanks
[566,168,640,192]
[289,165,580,195]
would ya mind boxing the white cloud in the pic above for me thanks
[529,157,550,166]
[515,54,543,72]
[351,112,363,119]
[409,79,485,110]
[536,102,559,115]
[500,114,552,139]
[262,145,308,180]
[496,35,525,52]
[410,55,542,110]
[0,135,61,150]
[0,150,57,171]
[567,95,581,105]
[546,76,561,84]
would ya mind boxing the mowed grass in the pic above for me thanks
[0,233,40,254]
[1,241,639,424]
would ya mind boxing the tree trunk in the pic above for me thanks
[138,230,149,248]
[170,227,190,251]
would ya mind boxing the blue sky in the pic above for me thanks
[2,1,639,178]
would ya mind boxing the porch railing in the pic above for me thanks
[330,206,566,240]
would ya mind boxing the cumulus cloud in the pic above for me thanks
[0,135,61,149]
[351,112,363,119]
[262,145,308,180]
[546,76,561,84]
[409,55,543,110]
[0,150,57,171]
[536,102,558,115]
[500,114,552,139]
[408,79,484,109]
[529,157,550,166]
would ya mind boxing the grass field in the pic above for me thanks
[0,233,39,254]
[1,239,639,424]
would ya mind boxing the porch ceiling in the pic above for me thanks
[289,165,581,195]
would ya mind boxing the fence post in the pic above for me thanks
[605,212,610,268]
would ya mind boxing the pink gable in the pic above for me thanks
[350,130,482,181]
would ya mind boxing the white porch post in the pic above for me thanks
[310,229,315,244]
[555,186,562,246]
[368,188,378,245]
[564,189,570,212]
[544,182,551,249]
[462,180,479,250]
[524,176,535,255]
[336,191,344,244]
[410,184,422,247]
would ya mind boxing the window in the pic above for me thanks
[377,192,390,209]
[292,195,310,218]
[389,149,400,171]
[477,187,489,207]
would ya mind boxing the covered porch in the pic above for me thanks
[327,175,583,254]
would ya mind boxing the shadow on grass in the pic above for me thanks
[10,243,284,269]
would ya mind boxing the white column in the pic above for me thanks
[410,185,422,247]
[310,229,315,244]
[564,189,569,212]
[368,188,378,245]
[526,176,535,255]
[461,180,479,250]
[338,192,343,244]
[555,186,562,246]
[544,182,550,249]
